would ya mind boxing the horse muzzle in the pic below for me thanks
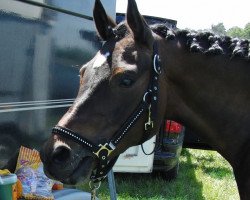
[40,138,96,184]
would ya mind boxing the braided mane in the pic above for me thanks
[112,22,250,61]
[150,24,250,61]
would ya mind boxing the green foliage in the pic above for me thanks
[243,23,250,39]
[227,26,244,38]
[211,22,250,39]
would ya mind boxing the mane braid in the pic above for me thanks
[150,24,250,61]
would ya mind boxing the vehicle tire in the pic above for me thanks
[162,161,179,181]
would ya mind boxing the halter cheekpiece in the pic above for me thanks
[51,41,162,182]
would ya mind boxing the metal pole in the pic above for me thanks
[107,169,117,200]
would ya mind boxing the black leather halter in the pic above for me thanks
[51,41,161,182]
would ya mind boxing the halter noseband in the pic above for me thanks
[51,41,161,182]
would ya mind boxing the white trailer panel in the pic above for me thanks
[113,136,156,173]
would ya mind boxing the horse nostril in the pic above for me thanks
[52,146,71,164]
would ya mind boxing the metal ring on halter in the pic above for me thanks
[89,180,101,190]
[143,90,152,102]
[153,54,161,74]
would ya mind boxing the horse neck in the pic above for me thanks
[159,38,250,164]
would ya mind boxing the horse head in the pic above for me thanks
[40,0,166,184]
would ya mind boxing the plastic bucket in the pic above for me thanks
[0,174,17,200]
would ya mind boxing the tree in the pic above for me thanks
[243,23,250,39]
[226,23,250,39]
[211,23,226,36]
[227,26,244,38]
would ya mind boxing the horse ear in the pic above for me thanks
[93,0,117,40]
[126,0,153,46]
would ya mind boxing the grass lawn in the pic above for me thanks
[77,148,240,200]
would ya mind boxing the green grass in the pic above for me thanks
[77,149,240,200]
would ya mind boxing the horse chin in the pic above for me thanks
[65,156,96,185]
[44,156,96,185]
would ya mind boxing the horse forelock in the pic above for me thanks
[109,22,131,41]
[150,24,250,61]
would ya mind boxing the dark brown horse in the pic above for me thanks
[40,0,250,199]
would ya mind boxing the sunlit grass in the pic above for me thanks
[77,149,240,200]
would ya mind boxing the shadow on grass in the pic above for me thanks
[201,165,233,179]
[184,149,233,180]
[93,148,205,200]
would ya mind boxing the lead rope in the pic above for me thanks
[89,180,101,200]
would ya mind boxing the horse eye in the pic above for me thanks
[119,78,135,88]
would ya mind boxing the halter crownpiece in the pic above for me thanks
[51,41,162,182]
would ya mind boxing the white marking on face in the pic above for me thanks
[54,140,71,150]
[93,52,110,69]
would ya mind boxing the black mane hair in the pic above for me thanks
[150,24,250,61]
[112,22,249,61]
